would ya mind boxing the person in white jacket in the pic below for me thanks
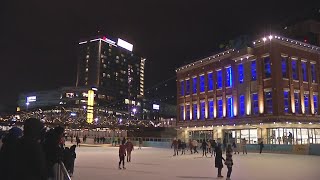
[192,140,199,153]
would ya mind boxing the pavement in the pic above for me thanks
[72,146,320,180]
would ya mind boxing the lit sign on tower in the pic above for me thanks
[117,38,133,51]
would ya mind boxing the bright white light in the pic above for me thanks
[309,122,312,124]
[117,38,133,51]
[26,96,36,103]
[92,87,98,91]
[70,112,77,117]
[262,37,267,42]
[153,104,160,110]
[26,102,30,106]
[268,35,273,40]
[94,118,98,122]
[132,108,137,113]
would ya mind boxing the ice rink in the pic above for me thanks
[72,146,320,180]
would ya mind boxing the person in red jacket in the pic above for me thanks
[126,139,134,162]
[119,141,126,169]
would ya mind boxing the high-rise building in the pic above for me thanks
[176,34,320,145]
[76,36,145,111]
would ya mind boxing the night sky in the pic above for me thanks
[0,1,318,111]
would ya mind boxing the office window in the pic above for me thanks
[239,95,245,116]
[314,94,318,114]
[227,96,234,117]
[193,104,197,120]
[193,77,197,94]
[284,91,290,113]
[217,70,222,89]
[282,57,288,78]
[186,105,190,120]
[311,63,316,83]
[226,67,232,87]
[208,100,214,119]
[294,92,300,113]
[304,94,309,114]
[292,60,298,80]
[264,57,271,78]
[200,101,205,120]
[218,99,223,118]
[252,93,259,115]
[186,80,190,95]
[208,72,214,91]
[251,61,257,81]
[265,91,273,114]
[180,81,184,96]
[180,105,184,120]
[302,62,307,82]
[200,75,205,93]
[238,64,244,84]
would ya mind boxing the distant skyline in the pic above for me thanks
[0,1,318,110]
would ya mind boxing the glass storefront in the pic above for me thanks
[267,128,320,144]
[224,129,258,144]
[189,130,213,141]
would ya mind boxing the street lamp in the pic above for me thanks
[132,108,137,114]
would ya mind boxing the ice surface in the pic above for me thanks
[72,146,320,180]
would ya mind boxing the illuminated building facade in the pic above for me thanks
[76,36,145,111]
[176,35,320,145]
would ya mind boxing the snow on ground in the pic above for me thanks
[72,146,320,180]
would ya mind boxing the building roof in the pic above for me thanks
[176,35,320,73]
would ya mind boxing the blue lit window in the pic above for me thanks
[311,63,316,83]
[239,95,245,116]
[208,100,214,119]
[302,62,307,82]
[208,72,214,91]
[265,91,272,114]
[284,91,290,113]
[180,81,184,96]
[238,64,244,84]
[314,94,318,114]
[217,70,222,89]
[227,96,234,117]
[218,99,223,118]
[282,57,288,78]
[186,80,190,95]
[294,92,300,113]
[193,104,197,120]
[200,75,205,93]
[292,60,298,80]
[304,94,309,114]
[200,101,205,120]
[264,57,271,78]
[251,61,257,81]
[186,105,190,120]
[252,93,259,114]
[193,77,197,94]
[180,105,184,120]
[226,67,232,87]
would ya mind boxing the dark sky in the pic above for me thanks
[0,1,318,109]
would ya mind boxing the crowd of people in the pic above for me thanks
[171,138,265,180]
[0,118,77,180]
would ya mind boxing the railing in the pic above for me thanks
[55,161,71,180]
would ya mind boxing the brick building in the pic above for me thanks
[176,35,320,145]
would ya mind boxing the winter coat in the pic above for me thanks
[225,150,233,167]
[172,140,178,149]
[215,148,225,168]
[201,141,207,150]
[119,144,126,156]
[126,142,134,152]
[192,140,198,147]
